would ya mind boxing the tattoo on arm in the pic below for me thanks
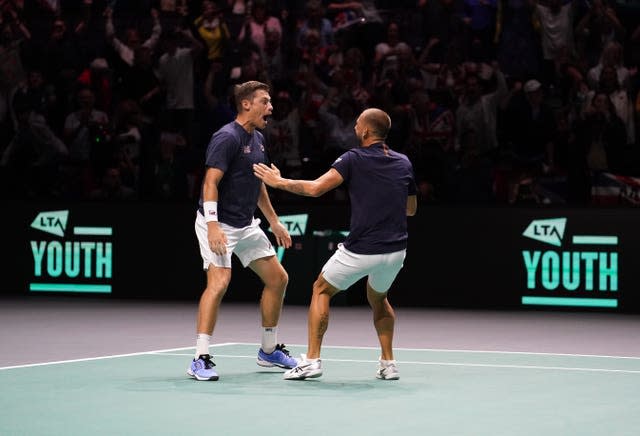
[286,180,312,196]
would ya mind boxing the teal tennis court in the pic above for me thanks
[2,341,640,436]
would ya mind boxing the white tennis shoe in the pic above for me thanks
[376,358,399,380]
[283,354,322,380]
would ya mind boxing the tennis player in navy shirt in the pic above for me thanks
[253,107,417,380]
[188,81,297,381]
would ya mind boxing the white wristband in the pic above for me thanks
[203,201,218,222]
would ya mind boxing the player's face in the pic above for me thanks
[249,90,273,129]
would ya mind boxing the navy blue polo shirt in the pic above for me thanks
[199,121,268,228]
[332,142,417,254]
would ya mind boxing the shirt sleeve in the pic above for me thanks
[331,150,352,182]
[205,130,238,172]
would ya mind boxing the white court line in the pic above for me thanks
[0,343,238,371]
[3,342,640,373]
[154,351,640,374]
[228,342,640,360]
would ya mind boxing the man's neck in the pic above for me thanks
[361,138,383,148]
[235,117,254,133]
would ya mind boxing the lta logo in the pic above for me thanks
[268,214,308,262]
[30,210,113,294]
[521,218,619,308]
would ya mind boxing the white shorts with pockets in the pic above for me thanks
[321,243,406,293]
[195,212,276,269]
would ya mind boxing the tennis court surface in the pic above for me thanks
[1,297,639,435]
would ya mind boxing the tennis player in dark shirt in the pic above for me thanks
[253,107,418,380]
[188,81,297,381]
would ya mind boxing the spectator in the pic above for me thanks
[0,19,30,117]
[10,68,57,133]
[495,0,541,79]
[237,0,282,52]
[194,0,231,64]
[89,164,137,201]
[575,0,625,68]
[373,21,412,84]
[262,26,288,88]
[406,89,457,202]
[117,45,162,122]
[455,63,508,155]
[586,41,630,91]
[63,86,110,166]
[1,93,68,197]
[533,0,576,85]
[156,26,204,148]
[104,5,162,67]
[77,57,113,113]
[153,130,196,201]
[263,89,302,178]
[462,0,498,62]
[575,90,627,175]
[318,92,360,162]
[296,0,334,51]
[503,79,558,203]
[584,64,635,146]
[41,16,89,120]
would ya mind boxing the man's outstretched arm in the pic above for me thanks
[253,163,343,197]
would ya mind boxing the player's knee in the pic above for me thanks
[264,268,288,294]
[274,268,288,290]
[312,277,338,298]
[204,284,227,303]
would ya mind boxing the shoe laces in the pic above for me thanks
[198,354,216,369]
[274,344,292,356]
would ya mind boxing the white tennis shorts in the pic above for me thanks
[321,243,406,293]
[195,212,276,269]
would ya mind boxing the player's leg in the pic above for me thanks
[284,244,363,380]
[367,285,399,380]
[189,213,234,381]
[307,273,340,359]
[238,218,298,369]
[197,265,231,338]
[366,283,395,361]
[250,255,298,368]
[283,273,338,380]
[366,249,406,380]
[188,266,231,381]
[249,255,288,328]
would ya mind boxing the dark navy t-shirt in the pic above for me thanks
[332,142,417,254]
[199,121,268,228]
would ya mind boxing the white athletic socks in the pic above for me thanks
[195,333,211,358]
[261,326,277,353]
[196,328,279,356]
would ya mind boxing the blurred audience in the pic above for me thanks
[0,0,638,206]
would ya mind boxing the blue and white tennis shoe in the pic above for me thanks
[188,354,219,381]
[257,344,298,369]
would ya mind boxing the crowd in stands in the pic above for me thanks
[1,0,640,205]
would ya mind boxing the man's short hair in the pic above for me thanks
[233,81,270,111]
[364,108,391,140]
